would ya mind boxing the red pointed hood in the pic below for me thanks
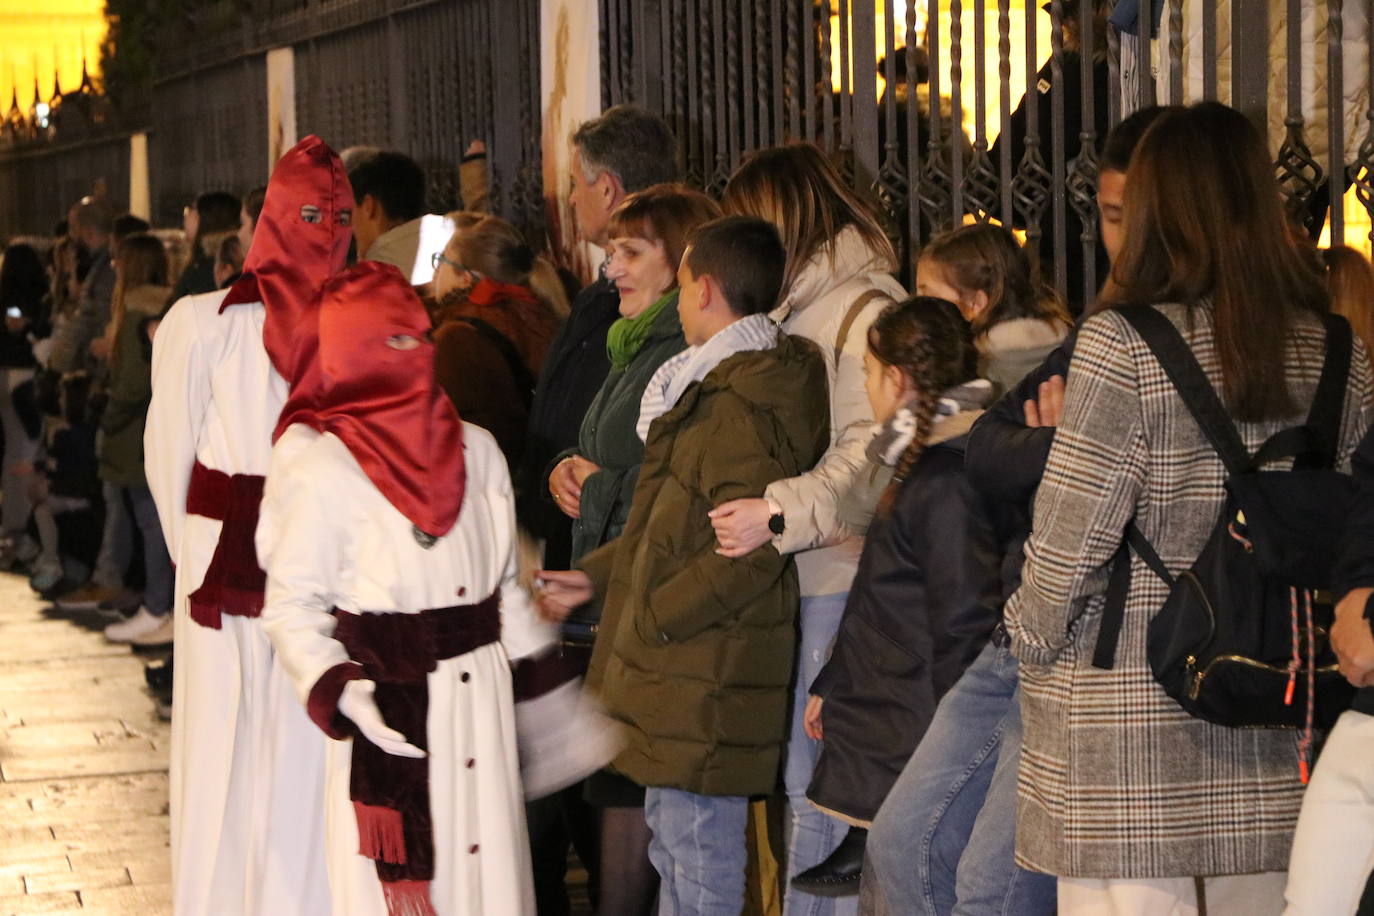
[276,261,465,538]
[223,134,353,385]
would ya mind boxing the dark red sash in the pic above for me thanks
[184,461,267,629]
[331,595,501,916]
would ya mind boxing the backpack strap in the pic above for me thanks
[451,316,537,409]
[833,289,892,364]
[1116,306,1252,477]
[1092,521,1172,669]
[1235,314,1351,471]
[1303,313,1352,469]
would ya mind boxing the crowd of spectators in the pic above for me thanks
[7,96,1374,916]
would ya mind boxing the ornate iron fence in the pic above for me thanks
[598,0,1374,308]
[7,0,1374,306]
[150,0,544,236]
[1,0,543,246]
[151,56,269,226]
[0,132,133,242]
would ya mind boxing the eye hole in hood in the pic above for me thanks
[386,334,423,351]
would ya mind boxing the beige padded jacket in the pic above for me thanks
[764,227,906,596]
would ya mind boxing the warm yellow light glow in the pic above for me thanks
[0,1,106,109]
[1317,187,1374,260]
[830,1,1055,145]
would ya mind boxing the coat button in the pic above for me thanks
[659,632,671,645]
[456,586,467,597]
[469,844,480,854]
[461,672,470,683]
[466,758,475,768]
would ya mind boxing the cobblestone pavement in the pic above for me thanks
[0,568,601,915]
[0,572,171,915]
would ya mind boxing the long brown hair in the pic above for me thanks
[919,223,1070,337]
[1099,102,1329,422]
[109,233,169,364]
[868,296,978,514]
[721,142,895,295]
[1325,245,1374,371]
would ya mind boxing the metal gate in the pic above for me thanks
[597,0,1374,307]
[150,0,544,237]
[0,132,132,242]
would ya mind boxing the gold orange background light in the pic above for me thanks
[0,1,106,109]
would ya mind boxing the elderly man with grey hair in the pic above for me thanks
[517,103,678,916]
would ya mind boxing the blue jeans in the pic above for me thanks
[865,641,1055,916]
[126,485,172,617]
[644,787,748,916]
[93,481,134,589]
[784,592,858,916]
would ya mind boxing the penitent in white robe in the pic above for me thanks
[145,291,331,916]
[257,422,539,916]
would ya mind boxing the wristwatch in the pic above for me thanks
[767,499,786,536]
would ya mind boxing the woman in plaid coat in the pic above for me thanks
[1005,102,1373,912]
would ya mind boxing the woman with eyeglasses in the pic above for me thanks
[430,213,567,468]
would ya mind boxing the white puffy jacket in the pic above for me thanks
[764,226,906,597]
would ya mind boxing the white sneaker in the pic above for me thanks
[130,614,174,647]
[104,607,171,644]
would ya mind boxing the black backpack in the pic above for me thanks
[1092,307,1357,754]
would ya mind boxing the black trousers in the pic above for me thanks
[527,779,602,916]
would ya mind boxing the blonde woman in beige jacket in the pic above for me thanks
[716,143,905,916]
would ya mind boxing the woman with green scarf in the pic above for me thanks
[545,183,721,916]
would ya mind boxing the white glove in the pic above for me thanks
[338,679,427,758]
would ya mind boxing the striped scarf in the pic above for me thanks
[635,313,780,442]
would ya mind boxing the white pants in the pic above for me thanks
[1284,709,1374,915]
[1060,872,1287,915]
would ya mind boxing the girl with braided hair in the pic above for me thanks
[790,297,1007,896]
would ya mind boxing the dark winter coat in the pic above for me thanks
[99,285,171,488]
[568,296,685,564]
[167,252,218,307]
[965,326,1077,600]
[807,425,1005,825]
[580,334,829,796]
[515,273,619,569]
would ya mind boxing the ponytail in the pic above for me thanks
[528,257,571,318]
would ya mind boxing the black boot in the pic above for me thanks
[145,652,173,695]
[790,827,867,896]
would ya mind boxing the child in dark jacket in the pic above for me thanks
[537,216,829,913]
[792,297,1005,896]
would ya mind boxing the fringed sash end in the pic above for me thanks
[382,879,437,916]
[354,801,408,865]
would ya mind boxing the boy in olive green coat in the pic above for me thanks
[539,216,829,914]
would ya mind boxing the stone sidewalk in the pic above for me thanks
[0,572,171,915]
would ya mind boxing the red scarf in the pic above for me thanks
[221,134,353,387]
[276,260,465,537]
[463,275,541,309]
